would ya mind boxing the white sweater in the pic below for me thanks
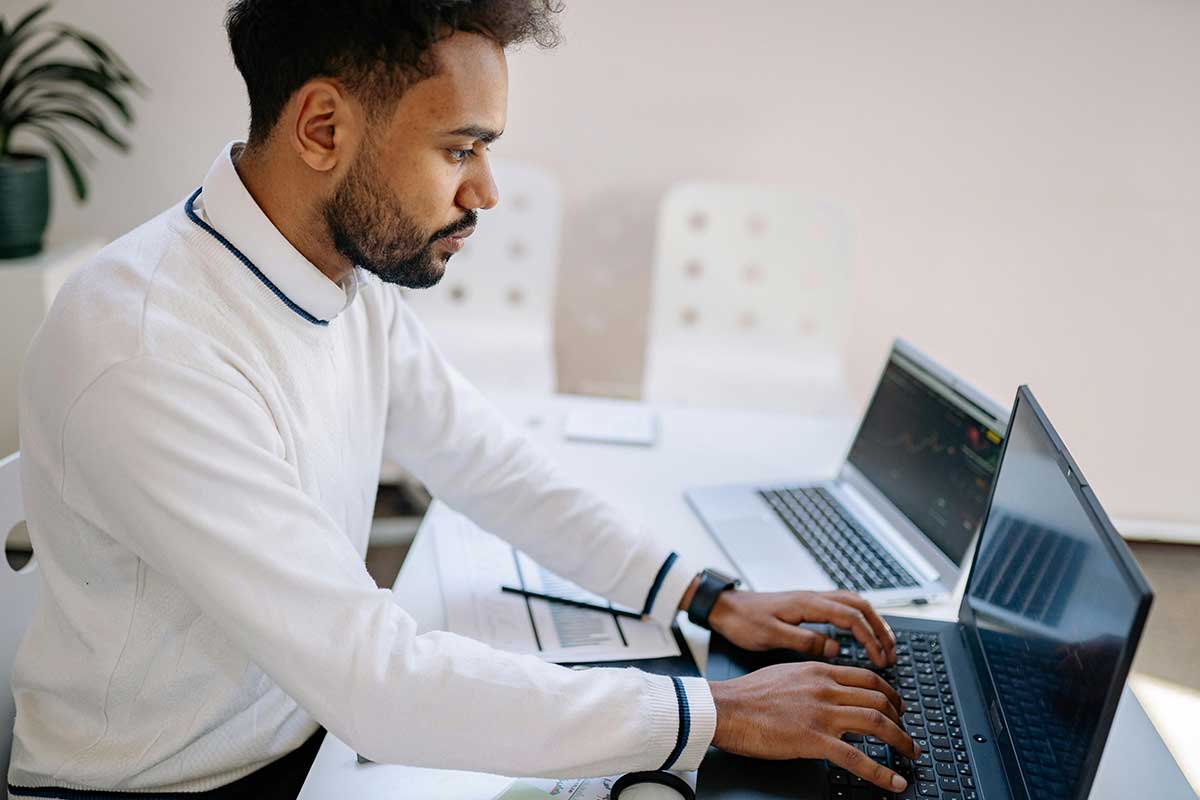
[8,142,715,795]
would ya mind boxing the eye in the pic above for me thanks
[448,148,475,163]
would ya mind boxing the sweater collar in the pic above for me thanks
[195,140,359,324]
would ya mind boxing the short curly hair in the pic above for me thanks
[226,0,564,146]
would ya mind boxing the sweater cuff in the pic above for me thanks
[641,673,718,772]
[643,552,697,629]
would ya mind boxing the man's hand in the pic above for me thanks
[709,662,917,793]
[686,584,897,667]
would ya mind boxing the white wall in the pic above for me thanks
[14,0,1200,524]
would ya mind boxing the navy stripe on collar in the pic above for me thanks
[184,187,329,326]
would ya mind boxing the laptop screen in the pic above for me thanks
[961,388,1152,800]
[846,351,1005,563]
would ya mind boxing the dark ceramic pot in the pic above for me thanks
[0,153,51,259]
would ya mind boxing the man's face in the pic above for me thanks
[324,32,507,288]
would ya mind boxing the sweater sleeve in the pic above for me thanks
[60,355,714,776]
[380,295,698,630]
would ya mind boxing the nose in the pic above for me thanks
[458,158,499,211]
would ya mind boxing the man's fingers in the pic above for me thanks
[829,590,896,657]
[830,665,905,715]
[769,620,837,658]
[822,737,909,794]
[811,597,887,666]
[837,706,919,759]
[832,686,903,727]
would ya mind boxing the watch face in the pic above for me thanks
[706,568,738,587]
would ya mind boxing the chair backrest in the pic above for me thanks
[402,158,563,334]
[647,181,851,356]
[2,451,38,779]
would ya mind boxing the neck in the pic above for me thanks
[233,144,353,285]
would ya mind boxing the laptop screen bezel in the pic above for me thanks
[838,339,1009,565]
[954,386,1154,800]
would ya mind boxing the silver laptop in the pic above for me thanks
[686,340,1008,606]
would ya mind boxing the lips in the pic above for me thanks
[442,226,474,242]
[438,226,473,253]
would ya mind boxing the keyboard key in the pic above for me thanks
[917,782,940,797]
[939,776,962,792]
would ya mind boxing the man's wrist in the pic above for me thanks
[708,679,736,752]
[678,575,701,612]
[683,568,740,629]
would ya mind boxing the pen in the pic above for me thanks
[500,585,643,620]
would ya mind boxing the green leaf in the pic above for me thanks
[7,4,51,40]
[0,62,132,123]
[0,28,68,86]
[5,87,105,123]
[0,3,53,80]
[15,106,129,150]
[25,120,88,201]
[51,24,143,90]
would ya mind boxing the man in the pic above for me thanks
[8,2,916,798]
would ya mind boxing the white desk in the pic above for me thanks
[299,395,1195,799]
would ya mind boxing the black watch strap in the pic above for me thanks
[685,568,740,629]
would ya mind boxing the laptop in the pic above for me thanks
[687,339,1008,606]
[697,386,1154,800]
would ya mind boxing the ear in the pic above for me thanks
[287,79,356,174]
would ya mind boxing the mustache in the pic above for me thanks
[430,210,478,242]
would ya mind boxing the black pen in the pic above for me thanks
[500,585,643,620]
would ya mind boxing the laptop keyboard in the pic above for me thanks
[760,487,919,591]
[826,630,977,800]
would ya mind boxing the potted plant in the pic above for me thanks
[0,3,142,259]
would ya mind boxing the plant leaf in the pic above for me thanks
[15,106,129,150]
[5,4,51,41]
[25,120,88,201]
[0,14,54,81]
[51,24,143,90]
[0,62,132,123]
[0,29,68,87]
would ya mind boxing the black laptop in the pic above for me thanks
[698,386,1154,800]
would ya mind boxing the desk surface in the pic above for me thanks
[299,394,1195,799]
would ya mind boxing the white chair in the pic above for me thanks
[401,159,563,396]
[644,182,853,415]
[2,451,38,778]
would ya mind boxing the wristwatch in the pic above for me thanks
[685,567,740,629]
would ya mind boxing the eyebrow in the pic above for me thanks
[444,125,504,144]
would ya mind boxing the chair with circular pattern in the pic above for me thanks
[644,181,853,415]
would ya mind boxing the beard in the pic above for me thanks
[323,144,476,289]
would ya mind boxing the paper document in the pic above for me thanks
[491,776,614,800]
[493,772,697,800]
[431,502,680,663]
